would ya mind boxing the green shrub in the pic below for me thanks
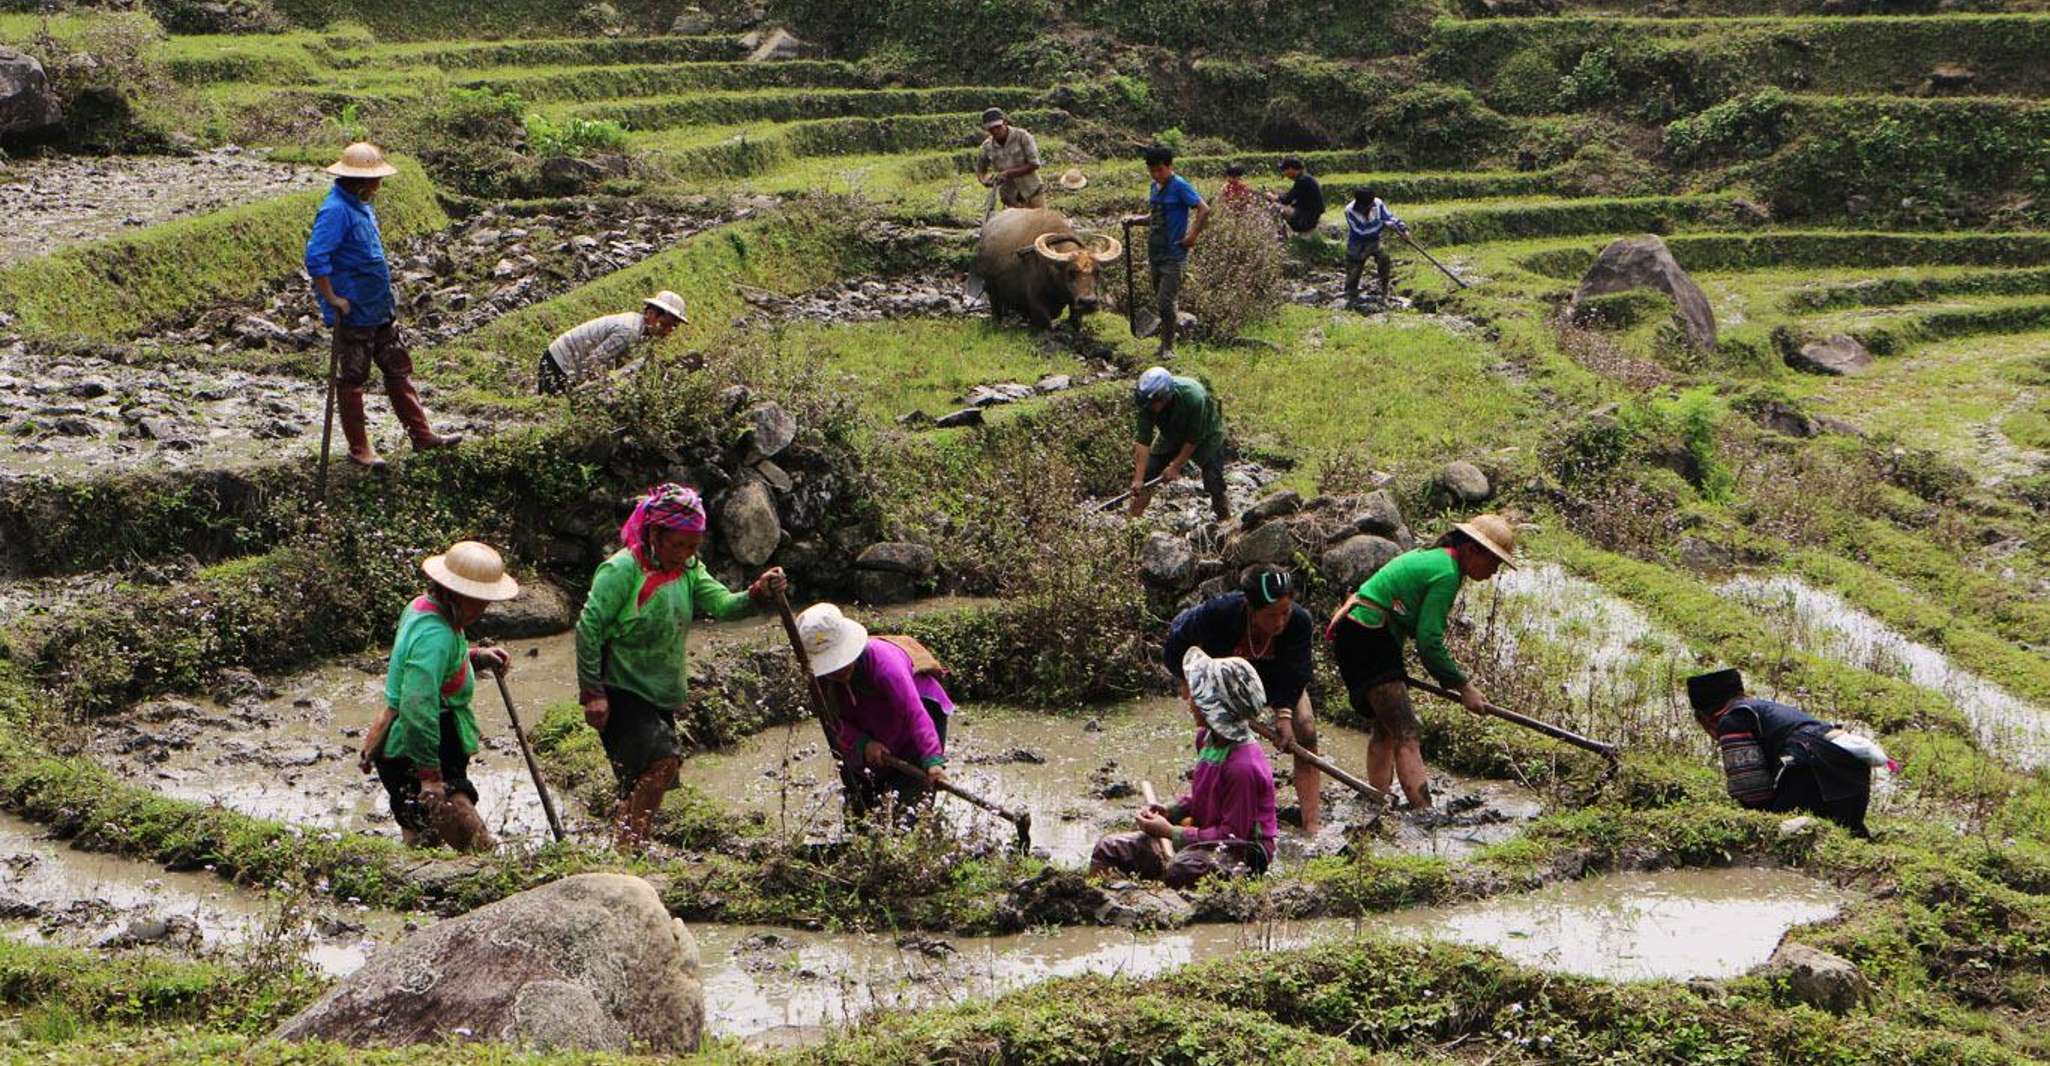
[523,112,629,158]
[1487,47,1563,116]
[1554,46,1622,111]
[19,10,181,152]
[394,86,529,197]
[1183,200,1289,341]
[1663,88,1796,165]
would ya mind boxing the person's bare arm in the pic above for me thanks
[314,276,351,319]
[1181,202,1212,248]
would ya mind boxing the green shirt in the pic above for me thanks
[1133,376,1226,460]
[574,549,758,709]
[1348,547,1468,687]
[381,596,477,770]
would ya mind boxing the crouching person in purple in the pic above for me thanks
[798,602,954,815]
[1092,647,1277,888]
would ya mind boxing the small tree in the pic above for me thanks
[1180,200,1288,341]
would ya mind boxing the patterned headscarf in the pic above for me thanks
[1181,646,1265,745]
[620,483,707,570]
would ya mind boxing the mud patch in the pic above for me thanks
[1724,575,2050,768]
[692,866,1846,1046]
[0,149,325,267]
[0,811,405,977]
[683,695,1540,868]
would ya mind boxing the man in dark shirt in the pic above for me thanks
[1273,157,1325,236]
[1162,567,1325,834]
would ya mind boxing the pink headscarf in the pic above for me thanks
[621,483,707,570]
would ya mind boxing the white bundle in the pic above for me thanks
[1828,731,1891,769]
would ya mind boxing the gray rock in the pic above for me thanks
[966,383,1034,408]
[68,379,112,399]
[934,408,984,429]
[746,27,805,62]
[1093,885,1194,929]
[1675,536,1733,573]
[1569,235,1716,351]
[0,47,61,136]
[470,579,576,640]
[1240,490,1302,529]
[1787,334,1873,376]
[1225,519,1302,568]
[1321,535,1402,591]
[1436,461,1492,505]
[856,541,937,577]
[1762,942,1872,1015]
[275,873,703,1052]
[1034,373,1072,393]
[669,8,715,34]
[753,459,793,493]
[852,568,921,605]
[1754,401,1817,438]
[1352,489,1405,538]
[748,402,796,458]
[1139,531,1195,589]
[720,482,782,567]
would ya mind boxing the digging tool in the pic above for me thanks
[1248,721,1391,805]
[489,667,566,844]
[1121,218,1159,339]
[316,344,338,505]
[980,180,999,228]
[771,592,1031,849]
[1398,230,1469,290]
[1139,781,1174,866]
[1403,676,1621,766]
[1090,475,1164,514]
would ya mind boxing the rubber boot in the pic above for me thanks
[388,376,463,451]
[1156,311,1177,359]
[337,386,385,468]
[614,756,679,854]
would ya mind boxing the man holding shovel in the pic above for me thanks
[1123,145,1209,357]
[1342,185,1408,309]
[976,108,1045,210]
[1129,366,1230,521]
[795,603,954,818]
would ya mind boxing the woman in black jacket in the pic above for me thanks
[1689,669,1877,838]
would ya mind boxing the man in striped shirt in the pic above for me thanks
[537,290,688,394]
[1344,186,1408,308]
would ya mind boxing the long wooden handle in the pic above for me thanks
[1092,475,1165,514]
[1140,781,1174,864]
[875,752,1028,830]
[492,669,566,843]
[1404,676,1620,761]
[1400,230,1469,289]
[1248,721,1390,803]
[772,591,845,767]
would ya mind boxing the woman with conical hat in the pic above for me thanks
[1325,513,1518,810]
[358,540,521,853]
[574,483,786,852]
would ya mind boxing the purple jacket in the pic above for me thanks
[1173,730,1278,855]
[832,638,953,768]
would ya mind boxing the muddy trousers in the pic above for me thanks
[332,322,456,458]
[373,711,493,853]
[1765,765,1872,839]
[1090,834,1269,889]
[1344,241,1393,303]
[845,699,950,821]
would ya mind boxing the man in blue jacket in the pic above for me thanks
[1162,566,1324,834]
[1123,144,1209,358]
[306,143,461,469]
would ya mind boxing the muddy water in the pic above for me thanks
[1725,575,2050,768]
[684,695,1543,867]
[693,866,1847,1046]
[0,150,326,266]
[0,812,405,977]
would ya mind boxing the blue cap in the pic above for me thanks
[1136,367,1174,402]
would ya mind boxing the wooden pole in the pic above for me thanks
[1248,721,1391,804]
[490,669,566,844]
[316,344,338,505]
[1399,229,1470,290]
[1139,781,1174,865]
[1403,676,1621,762]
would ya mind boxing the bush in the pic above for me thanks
[22,11,181,152]
[1487,47,1562,117]
[1182,202,1288,341]
[1554,46,1622,111]
[523,112,629,158]
[394,87,530,197]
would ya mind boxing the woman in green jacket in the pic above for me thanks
[576,483,785,852]
[1325,513,1517,810]
[357,540,521,852]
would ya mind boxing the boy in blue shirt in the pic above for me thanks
[1124,145,1210,357]
[306,142,461,469]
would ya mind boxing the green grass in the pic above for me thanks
[753,317,1085,424]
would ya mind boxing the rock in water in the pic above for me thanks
[0,48,61,136]
[1762,942,1872,1015]
[720,482,782,567]
[1786,334,1873,376]
[470,579,576,639]
[274,873,703,1052]
[1569,235,1716,351]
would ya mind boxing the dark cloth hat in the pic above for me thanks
[1686,669,1745,716]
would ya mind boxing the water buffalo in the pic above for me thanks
[972,208,1123,330]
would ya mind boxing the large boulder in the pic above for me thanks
[470,579,576,639]
[1139,531,1195,590]
[0,48,60,137]
[274,873,703,1052]
[1321,534,1402,591]
[1239,490,1302,530]
[748,402,797,459]
[855,541,937,576]
[720,482,782,567]
[1351,489,1405,539]
[1786,334,1874,376]
[1224,518,1303,568]
[1570,235,1716,351]
[1762,942,1872,1015]
[1435,461,1492,506]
